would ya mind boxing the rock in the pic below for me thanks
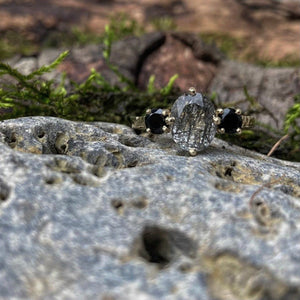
[110,32,166,80]
[208,60,300,130]
[37,48,64,67]
[37,48,66,82]
[57,32,166,86]
[138,33,221,91]
[56,44,106,83]
[0,116,300,299]
[14,57,38,76]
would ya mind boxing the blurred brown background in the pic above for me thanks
[0,0,299,62]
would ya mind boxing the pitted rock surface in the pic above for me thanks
[0,116,300,299]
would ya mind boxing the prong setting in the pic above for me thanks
[216,108,243,134]
[188,87,196,96]
[213,116,221,125]
[162,125,169,133]
[165,116,175,125]
[216,108,224,115]
[218,128,225,134]
[189,148,197,156]
[162,109,170,117]
[144,108,170,134]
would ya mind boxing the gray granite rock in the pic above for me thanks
[0,116,300,299]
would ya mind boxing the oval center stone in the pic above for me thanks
[171,92,216,152]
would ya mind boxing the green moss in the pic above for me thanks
[105,13,145,41]
[42,28,103,49]
[150,17,177,31]
[0,30,38,60]
[0,45,179,125]
[200,32,246,60]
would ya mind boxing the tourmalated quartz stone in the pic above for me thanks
[171,92,216,152]
[145,108,167,134]
[218,108,242,134]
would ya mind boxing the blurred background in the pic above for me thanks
[0,0,299,64]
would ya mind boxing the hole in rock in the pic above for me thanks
[5,132,18,148]
[131,197,148,209]
[111,199,124,212]
[44,175,62,185]
[38,132,45,139]
[118,135,144,147]
[251,199,272,226]
[127,160,138,168]
[136,225,197,267]
[55,133,69,154]
[141,226,174,265]
[211,160,261,185]
[34,126,46,139]
[224,167,233,177]
[0,179,10,202]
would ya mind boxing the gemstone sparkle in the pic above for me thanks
[171,92,216,152]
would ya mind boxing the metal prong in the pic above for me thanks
[188,87,196,96]
[189,148,197,156]
[162,125,169,133]
[213,116,221,125]
[235,108,242,115]
[162,109,170,117]
[165,116,175,124]
[218,128,225,134]
[216,108,224,115]
[236,128,242,134]
[146,128,151,133]
[146,109,151,115]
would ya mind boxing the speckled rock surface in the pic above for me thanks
[0,116,300,299]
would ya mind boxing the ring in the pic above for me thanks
[132,87,255,156]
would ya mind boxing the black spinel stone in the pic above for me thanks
[145,108,167,134]
[218,108,242,134]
